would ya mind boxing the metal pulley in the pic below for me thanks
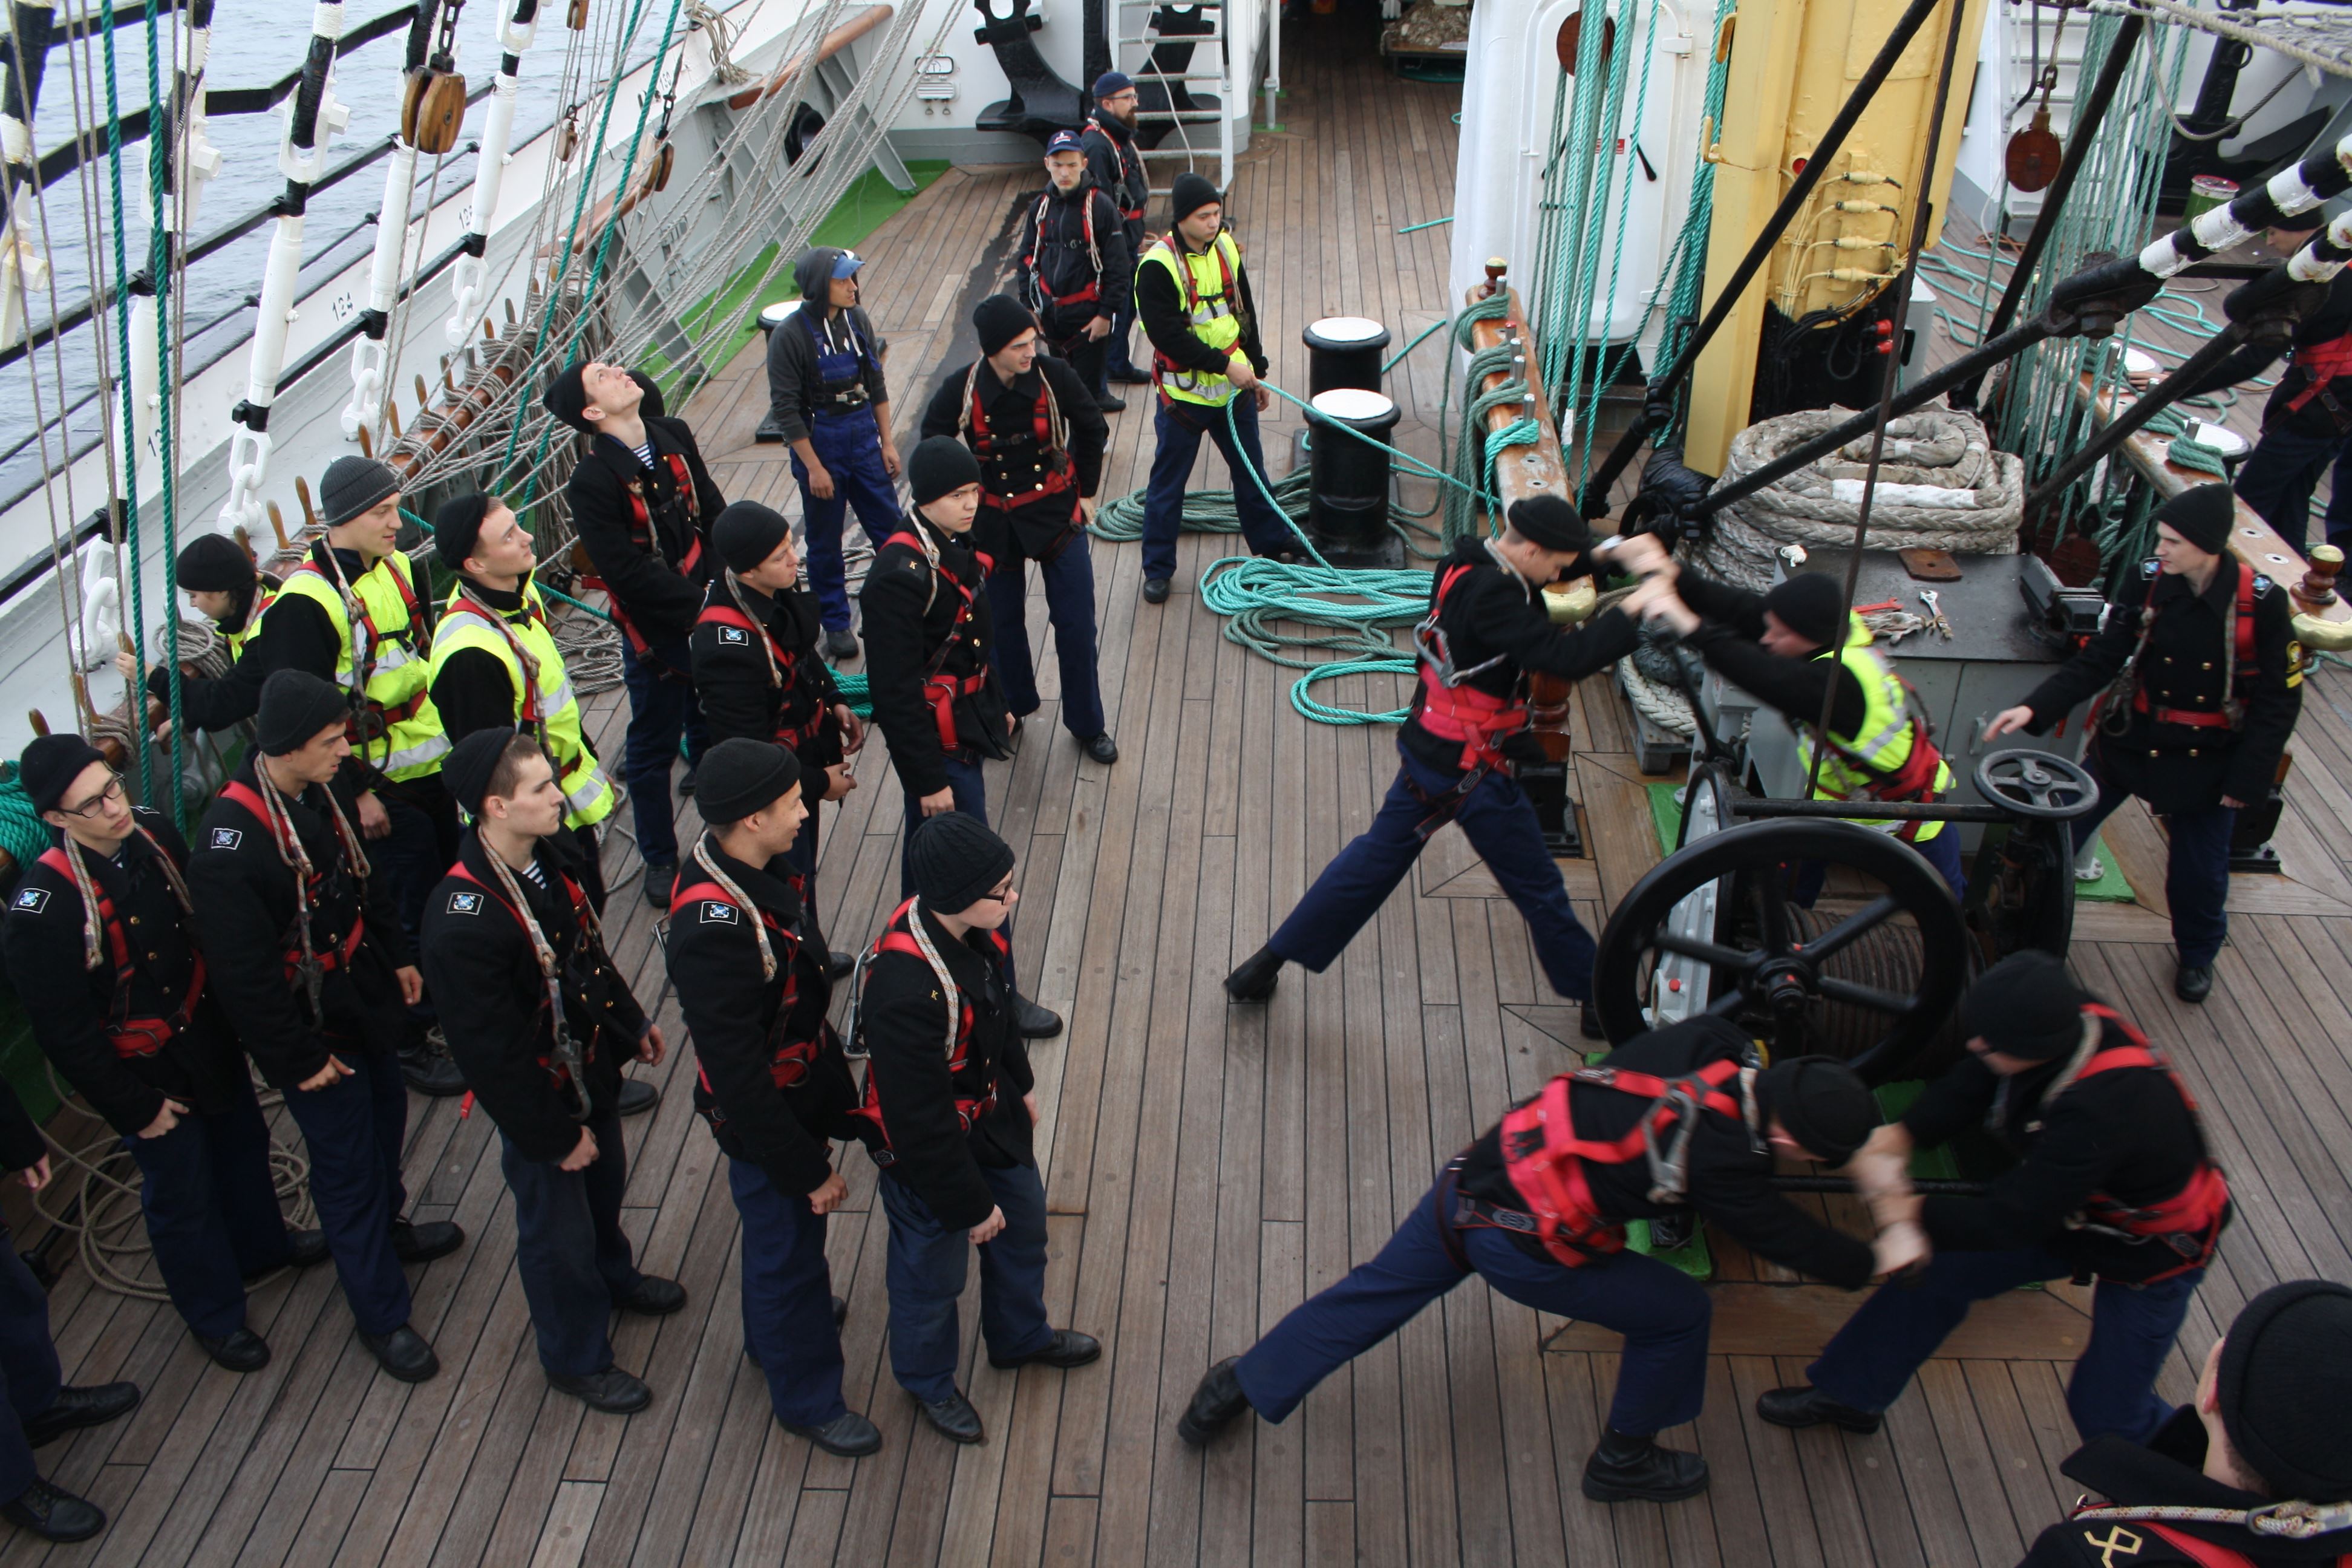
[2005,104,2061,192]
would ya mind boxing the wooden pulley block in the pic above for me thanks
[567,0,589,28]
[556,117,580,162]
[2005,106,2061,193]
[642,140,675,194]
[403,68,471,155]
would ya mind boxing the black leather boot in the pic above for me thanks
[1756,1384,1882,1433]
[1176,1357,1252,1446]
[0,1477,104,1542]
[2175,962,2214,1003]
[1224,946,1283,1002]
[1581,1427,1710,1503]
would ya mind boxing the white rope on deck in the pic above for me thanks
[2092,0,2352,82]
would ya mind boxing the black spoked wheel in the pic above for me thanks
[1592,818,1969,1083]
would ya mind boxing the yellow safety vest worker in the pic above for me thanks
[272,547,450,782]
[225,577,279,661]
[1137,229,1247,406]
[1800,613,1954,842]
[428,579,618,829]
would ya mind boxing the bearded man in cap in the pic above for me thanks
[1134,172,1299,604]
[5,734,325,1372]
[1081,71,1153,391]
[1178,1016,1910,1504]
[547,360,726,909]
[1619,533,1966,900]
[1227,495,1680,1034]
[766,246,899,662]
[690,501,863,892]
[1988,483,2303,1002]
[920,295,1117,765]
[232,456,463,1094]
[1762,952,2230,1448]
[113,533,283,736]
[849,813,1099,1448]
[662,739,876,1457]
[1016,132,1133,409]
[2018,1279,2352,1567]
[188,670,463,1385]
[420,730,679,1414]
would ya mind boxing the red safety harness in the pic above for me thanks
[671,872,826,1095]
[1085,120,1148,222]
[448,858,600,1093]
[846,897,1008,1160]
[883,532,995,754]
[2125,566,2261,731]
[2052,1005,2232,1281]
[1024,190,1103,310]
[692,602,830,750]
[286,552,431,740]
[1449,1057,1753,1271]
[1803,699,1949,843]
[962,363,1076,512]
[2285,328,2352,421]
[37,837,205,1059]
[441,590,554,727]
[1411,560,1529,773]
[1146,233,1242,396]
[214,780,368,984]
[576,450,705,658]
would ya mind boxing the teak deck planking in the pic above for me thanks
[6,19,2352,1567]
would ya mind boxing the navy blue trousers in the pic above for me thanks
[281,1047,413,1336]
[986,531,1105,740]
[0,1234,60,1502]
[877,1161,1052,1403]
[1808,1246,2200,1444]
[728,1158,848,1426]
[1140,396,1295,583]
[2071,751,2237,969]
[898,753,990,898]
[794,410,901,632]
[126,1076,291,1339]
[2234,419,2352,550]
[1235,1182,1711,1436]
[618,636,710,867]
[500,1104,641,1377]
[1271,743,1599,1001]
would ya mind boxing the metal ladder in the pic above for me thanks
[1116,0,1234,192]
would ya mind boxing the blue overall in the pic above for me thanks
[1235,1181,1711,1437]
[1269,739,1599,1001]
[791,310,901,632]
[1806,1247,2201,1445]
[124,1074,293,1339]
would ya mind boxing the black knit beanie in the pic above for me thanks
[1760,572,1847,649]
[2217,1279,2352,1502]
[543,363,593,433]
[974,293,1039,358]
[910,812,1016,915]
[909,436,984,507]
[1169,171,1221,226]
[442,726,517,818]
[1959,950,2094,1061]
[318,456,399,529]
[1756,1055,1878,1165]
[174,534,255,594]
[255,670,350,756]
[433,493,494,572]
[696,738,802,825]
[713,501,792,575]
[19,733,108,815]
[2156,482,2236,557]
[1506,494,1589,553]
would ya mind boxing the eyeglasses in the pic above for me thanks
[56,773,125,819]
[976,881,1016,905]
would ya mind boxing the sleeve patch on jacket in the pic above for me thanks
[717,625,748,645]
[11,887,45,913]
[209,828,243,851]
[446,890,483,915]
[700,901,738,924]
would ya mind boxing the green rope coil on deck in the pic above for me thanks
[0,775,53,872]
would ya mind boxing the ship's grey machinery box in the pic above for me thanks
[1699,548,2096,851]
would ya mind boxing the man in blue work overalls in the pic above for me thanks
[765,246,902,662]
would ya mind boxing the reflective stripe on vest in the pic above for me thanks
[1139,231,1244,405]
[1802,612,1953,841]
[273,551,451,782]
[430,583,618,828]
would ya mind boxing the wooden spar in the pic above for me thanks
[725,4,895,110]
[1462,264,1572,525]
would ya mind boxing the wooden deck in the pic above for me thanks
[11,19,2352,1568]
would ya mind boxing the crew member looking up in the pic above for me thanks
[114,533,282,736]
[920,295,1118,765]
[1081,72,1154,393]
[1761,953,2230,1448]
[5,734,325,1373]
[420,730,681,1415]
[1177,1019,1901,1505]
[1017,131,1133,411]
[1618,536,1964,900]
[766,246,900,662]
[1226,496,1672,1034]
[1985,484,2301,1002]
[1134,172,1298,604]
[547,360,725,907]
